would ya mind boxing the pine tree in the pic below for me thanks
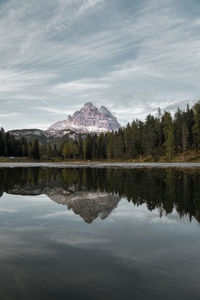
[83,138,88,160]
[0,128,5,156]
[91,135,97,160]
[113,130,125,159]
[97,133,106,159]
[47,142,52,160]
[28,142,33,158]
[77,135,83,159]
[182,122,189,152]
[53,144,58,157]
[32,139,40,160]
[124,123,134,159]
[58,142,64,157]
[192,102,200,151]
[107,132,114,159]
[63,143,69,159]
[145,114,158,156]
[162,112,175,158]
[21,137,27,156]
[156,108,163,155]
[174,108,183,152]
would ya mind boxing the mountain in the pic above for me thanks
[8,102,120,143]
[8,129,49,143]
[2,167,121,223]
[7,185,120,224]
[46,102,121,135]
[8,128,79,144]
[47,190,120,224]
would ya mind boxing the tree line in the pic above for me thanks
[1,102,200,160]
[1,167,200,222]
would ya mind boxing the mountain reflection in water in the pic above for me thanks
[0,167,200,300]
[0,167,200,223]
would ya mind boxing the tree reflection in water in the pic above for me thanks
[0,167,200,223]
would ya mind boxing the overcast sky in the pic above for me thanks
[1,0,200,130]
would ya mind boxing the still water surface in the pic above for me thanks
[0,167,200,300]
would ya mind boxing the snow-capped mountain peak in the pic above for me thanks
[46,102,120,136]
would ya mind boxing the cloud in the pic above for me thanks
[52,79,110,96]
[0,111,26,118]
[74,0,104,18]
[1,0,200,130]
[111,201,194,226]
[36,210,76,219]
[0,69,56,98]
[0,208,18,213]
[36,106,67,116]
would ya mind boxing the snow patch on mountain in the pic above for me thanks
[46,102,121,136]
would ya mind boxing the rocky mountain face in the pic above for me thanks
[1,168,121,223]
[46,102,121,135]
[8,129,49,144]
[8,102,120,143]
[7,184,120,224]
[47,190,120,224]
[8,128,80,145]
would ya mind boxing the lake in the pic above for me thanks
[0,166,200,300]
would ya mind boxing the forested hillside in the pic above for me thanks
[1,102,200,161]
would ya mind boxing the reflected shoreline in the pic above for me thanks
[1,167,200,223]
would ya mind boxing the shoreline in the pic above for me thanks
[1,162,200,168]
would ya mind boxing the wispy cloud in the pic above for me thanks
[52,79,110,96]
[0,111,26,118]
[1,0,200,129]
[36,106,67,116]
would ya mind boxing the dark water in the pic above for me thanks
[0,167,200,300]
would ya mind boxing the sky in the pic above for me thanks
[1,0,200,130]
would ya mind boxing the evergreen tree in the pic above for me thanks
[162,112,175,158]
[47,142,52,160]
[77,135,83,159]
[32,139,40,160]
[174,108,183,152]
[83,138,88,160]
[0,101,199,161]
[182,122,189,152]
[192,102,200,151]
[53,144,58,157]
[145,115,158,156]
[124,123,134,159]
[107,132,114,159]
[0,128,5,156]
[113,129,125,159]
[28,142,33,158]
[21,137,28,156]
[63,143,69,159]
